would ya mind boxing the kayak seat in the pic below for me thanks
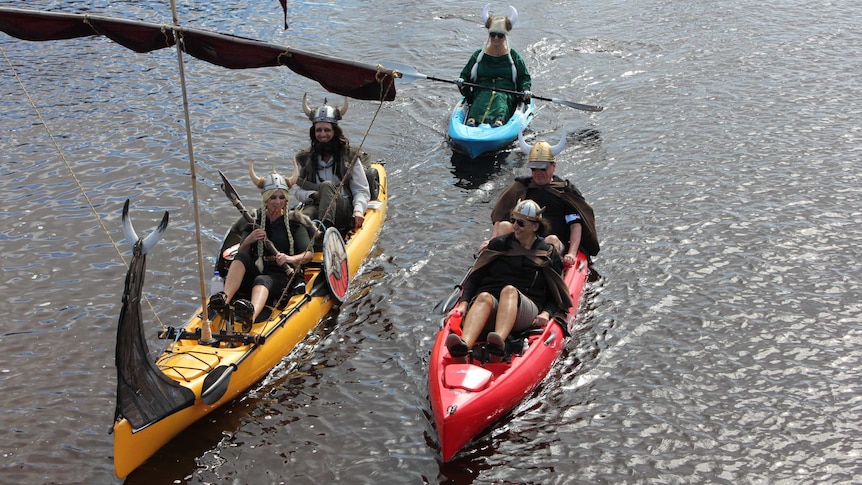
[443,364,493,392]
[365,166,380,201]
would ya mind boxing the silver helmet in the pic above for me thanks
[512,199,545,222]
[249,158,299,196]
[302,93,349,124]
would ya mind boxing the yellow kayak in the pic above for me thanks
[112,163,387,478]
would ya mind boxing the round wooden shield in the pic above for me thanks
[322,227,349,302]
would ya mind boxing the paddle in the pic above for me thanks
[433,282,462,315]
[200,364,235,405]
[384,61,604,112]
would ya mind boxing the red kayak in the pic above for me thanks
[429,250,591,461]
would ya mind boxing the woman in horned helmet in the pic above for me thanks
[446,199,571,364]
[209,161,315,329]
[292,94,371,233]
[457,3,532,127]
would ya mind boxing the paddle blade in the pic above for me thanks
[200,365,235,405]
[380,61,426,82]
[218,170,241,203]
[551,98,604,112]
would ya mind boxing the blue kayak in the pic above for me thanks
[447,97,535,158]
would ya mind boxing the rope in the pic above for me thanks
[1,44,167,330]
[274,70,395,307]
[316,73,394,225]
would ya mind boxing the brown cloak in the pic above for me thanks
[490,176,600,256]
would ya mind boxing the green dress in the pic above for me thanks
[459,47,531,125]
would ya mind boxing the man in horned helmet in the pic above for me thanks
[293,93,371,233]
[210,161,315,328]
[456,3,531,127]
[481,130,600,266]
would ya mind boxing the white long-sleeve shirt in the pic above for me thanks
[293,154,370,214]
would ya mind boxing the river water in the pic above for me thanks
[1,1,860,484]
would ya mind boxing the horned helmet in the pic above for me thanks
[483,3,518,36]
[249,158,299,203]
[518,129,567,169]
[302,93,349,125]
[512,199,545,222]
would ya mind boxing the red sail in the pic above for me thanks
[0,7,397,101]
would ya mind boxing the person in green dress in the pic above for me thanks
[457,4,532,127]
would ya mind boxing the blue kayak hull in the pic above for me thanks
[447,97,535,158]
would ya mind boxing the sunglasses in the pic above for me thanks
[489,32,506,39]
[530,162,554,172]
[509,217,529,228]
[269,194,287,200]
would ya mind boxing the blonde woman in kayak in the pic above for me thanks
[456,4,532,128]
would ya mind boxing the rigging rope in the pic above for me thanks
[1,44,168,330]
[274,68,395,307]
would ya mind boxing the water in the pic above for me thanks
[1,1,860,483]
